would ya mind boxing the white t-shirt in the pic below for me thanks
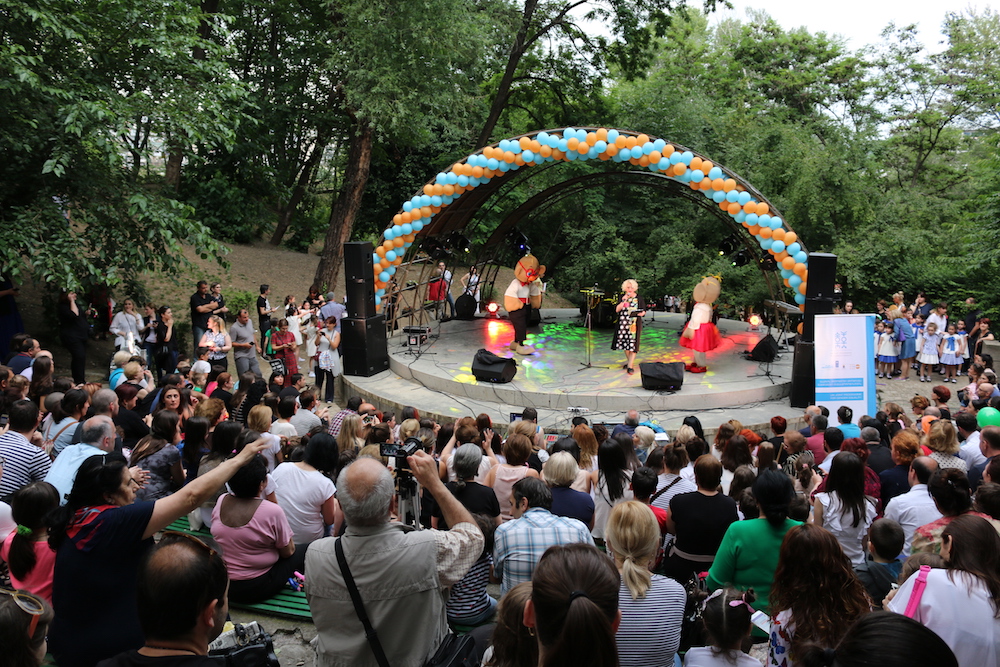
[0,501,15,541]
[816,492,877,565]
[192,359,211,374]
[684,647,762,667]
[259,433,283,471]
[270,421,298,439]
[503,279,542,302]
[887,568,1000,667]
[271,462,336,544]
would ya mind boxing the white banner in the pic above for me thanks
[814,314,877,418]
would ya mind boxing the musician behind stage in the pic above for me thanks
[612,279,646,375]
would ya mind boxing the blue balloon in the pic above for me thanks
[691,169,704,182]
[648,163,660,172]
[794,293,806,305]
[681,151,693,165]
[412,220,424,231]
[537,131,549,143]
[594,140,607,153]
[607,129,620,143]
[564,127,577,138]
[457,175,470,187]
[557,138,569,152]
[498,161,511,172]
[653,139,666,152]
[404,241,412,248]
[385,250,396,262]
[759,238,773,250]
[566,150,578,161]
[679,171,692,182]
[372,253,380,264]
[708,167,723,180]
[746,213,759,225]
[758,214,771,227]
[642,142,654,155]
[771,240,786,253]
[386,266,396,276]
[770,217,783,229]
[522,150,534,162]
[376,288,385,297]
[487,157,499,170]
[417,195,428,207]
[430,195,442,207]
[669,152,683,164]
[446,173,458,185]
[726,190,740,203]
[375,296,381,306]
[628,146,642,159]
[499,140,510,152]
[402,201,413,212]
[713,190,727,203]
[780,268,793,279]
[401,223,413,235]
[587,147,599,159]
[786,242,801,256]
[442,195,454,204]
[735,211,747,222]
[738,191,752,205]
[384,228,396,240]
[658,158,671,170]
[794,251,808,264]
[379,271,390,283]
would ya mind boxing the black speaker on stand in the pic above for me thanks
[790,252,837,407]
[749,334,779,363]
[342,242,389,377]
[639,362,685,391]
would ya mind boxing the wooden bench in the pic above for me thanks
[164,515,212,538]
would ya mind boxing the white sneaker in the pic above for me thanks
[308,372,315,377]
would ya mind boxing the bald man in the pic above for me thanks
[45,415,117,503]
[306,452,483,667]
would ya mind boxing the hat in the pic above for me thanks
[325,292,336,301]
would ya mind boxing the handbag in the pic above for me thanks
[903,564,932,618]
[208,621,280,667]
[335,538,477,667]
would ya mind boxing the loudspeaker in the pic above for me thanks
[802,252,837,343]
[749,334,779,363]
[789,340,815,408]
[342,316,389,377]
[344,242,376,320]
[639,362,685,391]
[472,348,517,383]
[527,306,541,327]
[455,294,477,320]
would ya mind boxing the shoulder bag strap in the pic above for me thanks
[903,564,932,619]
[335,538,391,667]
[650,476,682,503]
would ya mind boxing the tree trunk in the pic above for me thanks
[313,122,374,294]
[475,0,537,148]
[269,135,330,245]
[164,141,183,191]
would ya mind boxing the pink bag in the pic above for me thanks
[903,565,932,618]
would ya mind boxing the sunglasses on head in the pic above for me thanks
[1,589,45,638]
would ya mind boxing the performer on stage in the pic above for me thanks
[504,253,545,355]
[680,275,722,373]
[612,279,646,375]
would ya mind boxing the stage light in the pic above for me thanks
[759,256,778,271]
[507,229,530,256]
[448,231,472,254]
[485,301,500,319]
[748,314,762,331]
[423,237,450,260]
[718,234,739,256]
[731,250,752,267]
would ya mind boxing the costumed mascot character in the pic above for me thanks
[504,253,545,355]
[680,276,722,373]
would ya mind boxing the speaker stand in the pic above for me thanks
[748,359,781,384]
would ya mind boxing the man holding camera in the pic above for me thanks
[306,449,483,667]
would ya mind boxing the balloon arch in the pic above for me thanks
[369,126,811,314]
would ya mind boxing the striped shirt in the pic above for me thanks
[446,553,491,621]
[616,574,686,667]
[494,507,594,595]
[0,431,51,500]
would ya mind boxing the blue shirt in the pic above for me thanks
[319,301,347,333]
[493,507,593,595]
[45,443,105,504]
[836,423,861,439]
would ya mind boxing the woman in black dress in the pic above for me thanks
[612,279,646,375]
[57,290,91,384]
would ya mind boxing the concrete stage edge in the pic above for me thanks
[343,309,807,435]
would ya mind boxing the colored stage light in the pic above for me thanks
[486,301,500,318]
[731,250,752,267]
[749,314,762,327]
[718,234,739,256]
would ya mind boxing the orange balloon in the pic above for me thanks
[639,155,650,166]
[701,160,713,172]
[423,184,434,195]
[599,153,611,161]
[606,145,619,157]
[432,184,444,196]
[376,246,386,257]
[625,136,638,149]
[648,150,662,163]
[743,202,757,214]
[689,180,701,190]
[718,200,730,212]
[567,137,580,150]
[451,162,463,174]
[393,255,403,263]
[404,234,415,242]
[472,166,484,178]
[454,185,466,194]
[784,231,797,245]
[515,155,526,165]
[629,157,641,165]
[379,258,390,268]
[393,237,404,248]
[772,229,785,242]
[799,304,806,312]
[539,145,553,157]
[711,178,724,190]
[462,163,474,176]
[748,225,761,235]
[586,132,597,146]
[723,178,736,192]
[382,240,394,251]
[636,134,649,145]
[392,214,402,225]
[802,270,808,281]
[699,178,712,191]
[519,136,532,150]
[615,135,628,148]
[755,202,769,216]
[797,322,804,335]
[530,140,541,153]
[690,156,703,171]
[577,142,589,155]
[430,205,441,213]
[410,208,422,220]
[420,206,431,217]
[776,251,789,261]
[663,144,675,156]
[742,219,751,227]
[482,168,495,179]
[798,282,807,295]
[552,149,565,160]
[443,184,455,196]
[760,226,773,239]
[728,202,742,215]
[503,151,516,163]
[482,146,493,159]
[784,279,791,287]
[673,163,687,175]
[794,263,807,276]
[596,128,608,141]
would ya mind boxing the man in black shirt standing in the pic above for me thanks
[189,281,215,357]
[256,284,276,336]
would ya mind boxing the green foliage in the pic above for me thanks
[225,289,258,316]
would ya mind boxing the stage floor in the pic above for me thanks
[344,309,802,433]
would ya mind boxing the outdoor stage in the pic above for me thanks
[342,308,807,434]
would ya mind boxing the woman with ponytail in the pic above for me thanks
[605,501,685,666]
[0,482,59,602]
[526,543,621,667]
[708,469,800,641]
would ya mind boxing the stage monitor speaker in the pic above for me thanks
[455,294,477,320]
[789,340,815,408]
[344,241,377,320]
[639,362,685,391]
[527,306,541,327]
[472,348,517,383]
[342,315,389,377]
[749,334,780,363]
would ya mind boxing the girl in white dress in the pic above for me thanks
[877,320,899,379]
[917,322,942,383]
[938,323,966,383]
[302,314,319,378]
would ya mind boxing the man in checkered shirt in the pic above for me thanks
[493,477,594,595]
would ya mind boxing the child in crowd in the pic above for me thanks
[874,320,885,367]
[877,320,898,379]
[917,322,941,382]
[854,518,905,609]
[683,587,760,667]
[937,324,965,384]
[0,482,60,603]
[191,372,208,393]
[191,347,212,375]
[956,320,970,371]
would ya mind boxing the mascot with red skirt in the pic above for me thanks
[680,276,722,373]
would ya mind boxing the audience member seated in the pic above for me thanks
[797,611,958,667]
[606,501,685,666]
[46,439,268,667]
[493,477,594,595]
[0,587,53,667]
[129,410,185,501]
[431,443,501,531]
[813,451,878,565]
[0,399,50,501]
[854,518,904,609]
[95,532,229,666]
[271,433,340,544]
[880,430,921,507]
[447,514,498,626]
[1,482,60,602]
[683,587,759,667]
[884,456,942,556]
[210,454,306,603]
[481,582,535,667]
[542,451,594,529]
[911,468,999,555]
[484,433,539,521]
